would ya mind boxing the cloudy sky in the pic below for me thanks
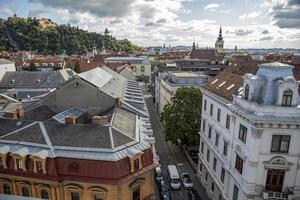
[0,0,299,48]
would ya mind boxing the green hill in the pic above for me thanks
[0,16,141,54]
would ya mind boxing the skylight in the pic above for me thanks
[218,81,226,87]
[226,84,235,90]
[211,79,218,84]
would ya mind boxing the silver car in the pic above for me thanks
[181,173,193,189]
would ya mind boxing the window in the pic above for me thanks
[244,84,249,100]
[217,109,221,122]
[36,161,43,173]
[235,155,244,174]
[233,185,239,200]
[3,183,11,194]
[16,159,24,170]
[132,185,140,200]
[271,135,290,153]
[201,142,204,154]
[226,115,230,129]
[221,167,225,183]
[208,126,212,139]
[0,156,3,167]
[213,158,217,171]
[41,190,49,199]
[211,182,215,192]
[206,149,210,162]
[204,100,207,111]
[134,159,140,171]
[238,124,247,143]
[71,192,80,200]
[210,104,213,116]
[94,194,104,200]
[22,186,30,197]
[215,133,219,147]
[223,141,228,157]
[202,120,206,132]
[282,90,292,106]
[205,172,208,182]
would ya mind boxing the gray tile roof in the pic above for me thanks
[0,70,72,89]
[1,123,46,145]
[0,119,32,137]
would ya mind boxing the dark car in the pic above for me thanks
[160,180,171,200]
[181,173,193,189]
[188,188,200,200]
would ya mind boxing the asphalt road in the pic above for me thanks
[145,97,209,200]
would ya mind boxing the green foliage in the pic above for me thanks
[74,60,81,73]
[160,87,202,146]
[28,62,37,71]
[0,17,141,54]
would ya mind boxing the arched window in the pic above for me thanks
[41,190,49,199]
[244,84,249,100]
[22,186,30,197]
[282,89,293,106]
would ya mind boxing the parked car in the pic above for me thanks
[181,173,193,189]
[155,166,164,182]
[187,188,200,200]
[160,180,171,200]
[167,165,181,189]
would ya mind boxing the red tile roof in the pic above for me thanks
[189,49,216,60]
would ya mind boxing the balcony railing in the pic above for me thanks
[263,191,289,200]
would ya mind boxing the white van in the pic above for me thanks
[167,165,181,189]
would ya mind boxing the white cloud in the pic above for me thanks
[239,11,261,19]
[204,3,219,11]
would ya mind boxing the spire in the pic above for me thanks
[192,37,196,50]
[218,26,223,39]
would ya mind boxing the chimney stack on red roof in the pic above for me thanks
[91,116,109,125]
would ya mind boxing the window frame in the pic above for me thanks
[270,135,291,153]
[210,103,214,116]
[235,154,244,175]
[238,124,247,143]
[244,84,249,100]
[220,167,225,183]
[282,89,293,106]
[213,157,217,171]
[204,99,207,111]
[215,133,219,147]
[225,115,230,129]
[206,149,210,162]
[223,141,228,157]
[217,108,221,122]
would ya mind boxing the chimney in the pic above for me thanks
[16,107,25,118]
[3,112,18,119]
[65,116,77,124]
[115,98,121,106]
[91,116,109,125]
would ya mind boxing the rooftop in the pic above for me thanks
[0,58,14,65]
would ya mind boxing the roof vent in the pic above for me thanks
[218,81,226,87]
[11,79,15,84]
[211,79,218,84]
[36,79,41,84]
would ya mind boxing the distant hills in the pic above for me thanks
[0,16,141,54]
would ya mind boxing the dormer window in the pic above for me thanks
[282,89,293,106]
[36,161,43,173]
[16,159,24,170]
[244,84,249,100]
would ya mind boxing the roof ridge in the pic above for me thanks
[38,121,56,157]
[0,121,38,139]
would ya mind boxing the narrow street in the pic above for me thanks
[145,97,209,200]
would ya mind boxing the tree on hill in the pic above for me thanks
[160,87,202,147]
[74,60,81,73]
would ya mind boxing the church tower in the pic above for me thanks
[215,26,224,54]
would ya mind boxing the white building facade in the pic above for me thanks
[198,62,300,200]
[156,71,208,113]
[0,58,15,81]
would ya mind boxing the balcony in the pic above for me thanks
[262,191,292,200]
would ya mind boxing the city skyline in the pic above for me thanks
[0,0,299,48]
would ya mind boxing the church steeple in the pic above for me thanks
[215,26,224,54]
[192,37,196,50]
[218,26,223,40]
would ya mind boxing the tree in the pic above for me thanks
[74,60,81,73]
[160,87,202,147]
[28,62,37,71]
